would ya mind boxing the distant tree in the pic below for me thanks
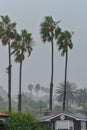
[0,15,16,111]
[76,87,87,106]
[35,84,40,99]
[40,16,61,111]
[21,92,48,113]
[11,29,33,112]
[41,86,49,97]
[44,87,50,96]
[56,30,73,111]
[0,96,4,103]
[0,96,6,111]
[41,86,45,97]
[21,93,31,111]
[28,84,33,98]
[82,103,87,114]
[55,81,77,110]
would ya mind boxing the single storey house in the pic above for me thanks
[38,111,87,130]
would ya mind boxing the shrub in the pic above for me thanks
[0,120,7,130]
[6,112,50,130]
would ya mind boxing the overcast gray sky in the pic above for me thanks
[0,0,87,96]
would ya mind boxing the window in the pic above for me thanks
[58,129,68,130]
[70,126,73,130]
[81,121,86,130]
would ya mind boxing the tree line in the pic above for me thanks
[0,82,87,114]
[0,15,73,112]
[28,82,87,114]
[55,81,87,114]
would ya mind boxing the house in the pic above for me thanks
[38,111,87,130]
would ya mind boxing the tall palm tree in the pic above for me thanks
[40,16,61,111]
[0,15,16,111]
[11,29,33,112]
[56,30,73,111]
[55,81,77,110]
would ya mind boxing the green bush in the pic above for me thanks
[0,120,7,130]
[6,112,50,130]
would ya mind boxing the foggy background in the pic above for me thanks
[0,0,87,98]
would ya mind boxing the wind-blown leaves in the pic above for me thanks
[0,15,16,46]
[11,29,33,63]
[40,16,61,42]
[55,81,77,104]
[57,30,73,56]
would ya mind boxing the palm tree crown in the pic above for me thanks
[40,16,61,42]
[55,81,77,110]
[0,15,16,45]
[57,30,73,56]
[11,29,33,63]
[76,87,87,106]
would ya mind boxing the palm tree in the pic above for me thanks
[0,15,16,111]
[11,29,33,112]
[41,86,45,97]
[55,81,77,110]
[56,30,73,111]
[34,84,40,99]
[28,84,33,98]
[44,87,50,96]
[40,16,61,111]
[76,87,87,106]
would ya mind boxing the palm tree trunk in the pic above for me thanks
[49,34,54,112]
[66,97,69,111]
[8,43,12,111]
[18,61,22,112]
[63,50,68,111]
